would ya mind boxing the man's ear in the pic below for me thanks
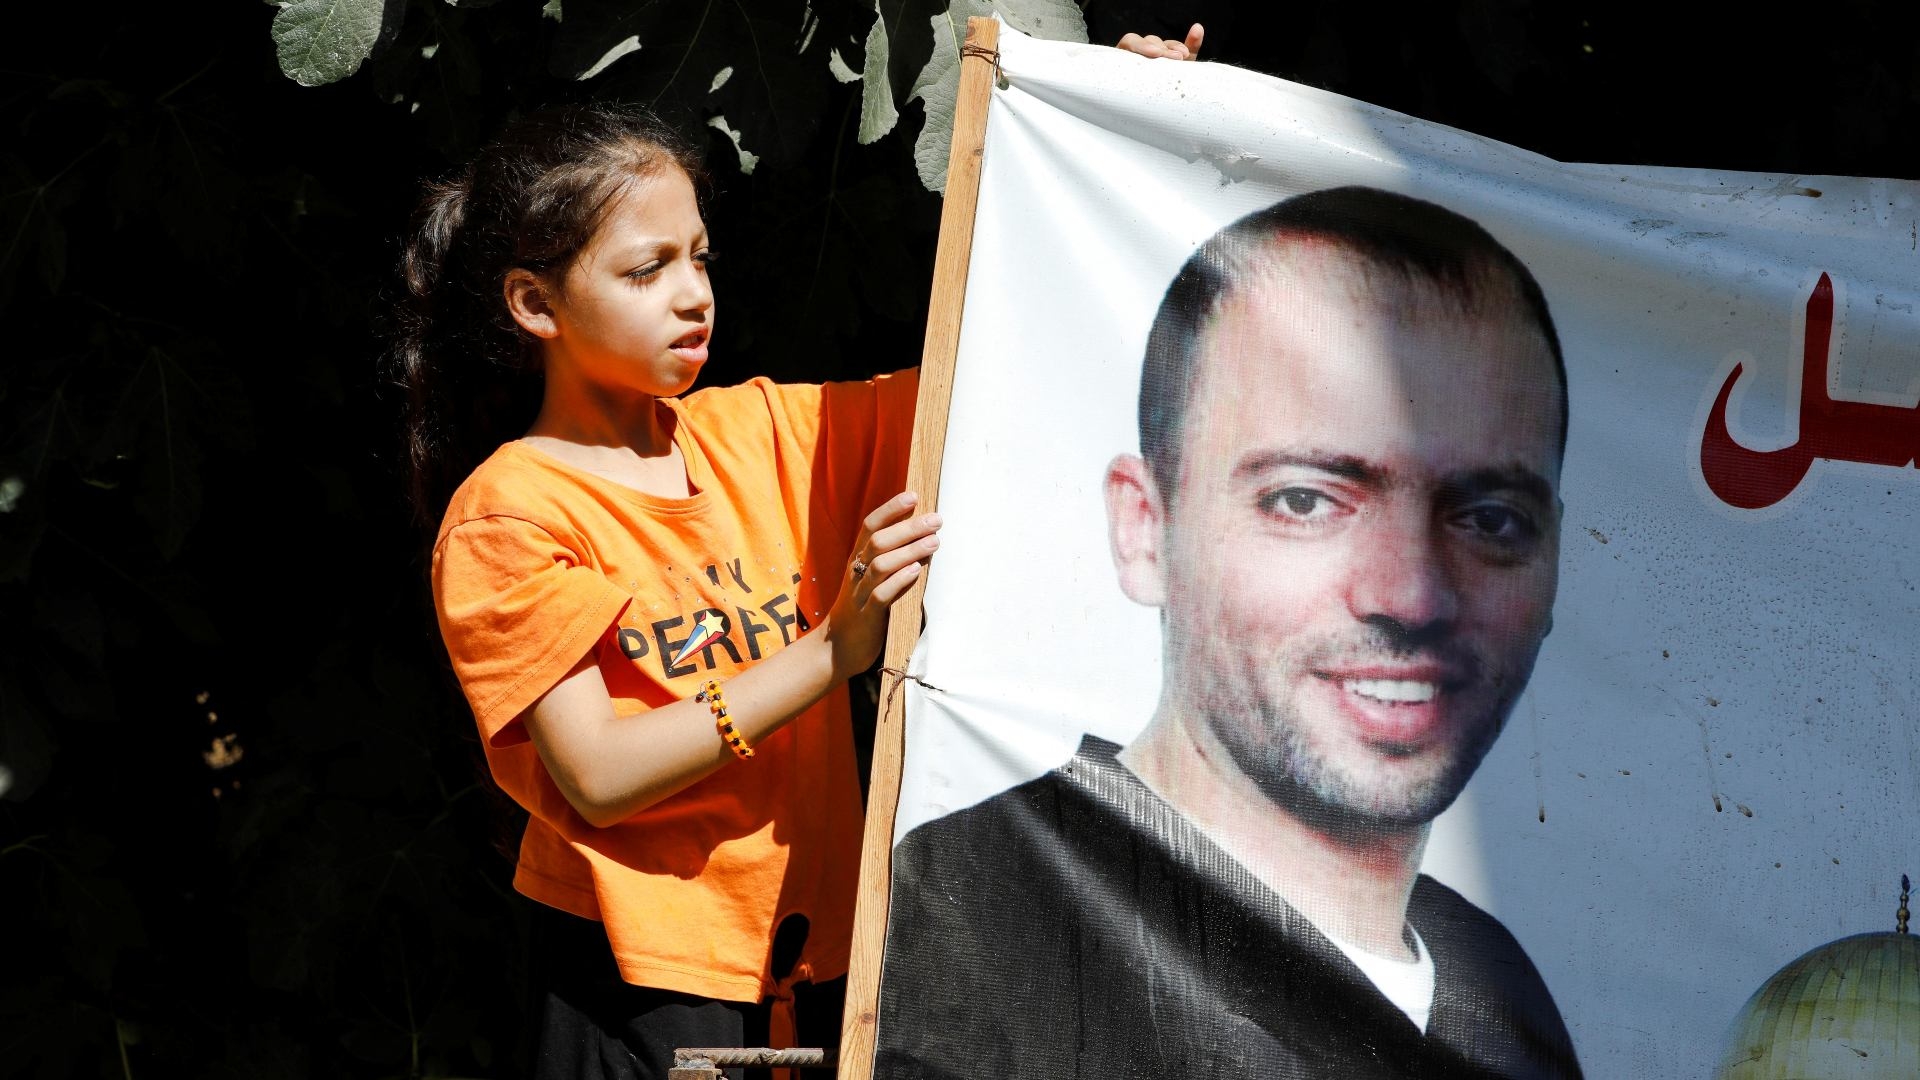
[503,268,560,339]
[1105,453,1168,607]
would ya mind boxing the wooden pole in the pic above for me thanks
[837,16,1000,1080]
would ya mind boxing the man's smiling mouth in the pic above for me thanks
[1347,678,1438,705]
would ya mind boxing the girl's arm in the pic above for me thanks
[521,491,941,828]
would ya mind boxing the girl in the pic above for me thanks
[394,26,1200,1080]
[398,104,935,1078]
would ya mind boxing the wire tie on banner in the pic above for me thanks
[881,666,945,721]
[959,41,1004,86]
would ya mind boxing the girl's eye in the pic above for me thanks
[693,249,717,267]
[1257,487,1341,521]
[627,263,663,282]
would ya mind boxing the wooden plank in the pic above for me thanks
[837,15,1000,1080]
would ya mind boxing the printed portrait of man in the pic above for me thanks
[876,186,1583,1079]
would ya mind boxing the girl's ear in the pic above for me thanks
[504,268,560,339]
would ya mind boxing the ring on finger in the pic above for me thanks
[851,558,869,580]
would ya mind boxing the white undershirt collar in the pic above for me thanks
[1318,922,1437,1033]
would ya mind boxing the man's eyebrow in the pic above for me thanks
[1229,451,1383,486]
[1441,466,1557,506]
[1229,454,1558,505]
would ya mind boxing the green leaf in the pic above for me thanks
[549,0,662,80]
[571,3,831,172]
[828,46,860,83]
[906,7,967,190]
[911,1,1088,192]
[579,35,641,79]
[865,2,1087,191]
[271,0,407,86]
[707,115,760,174]
[856,2,903,143]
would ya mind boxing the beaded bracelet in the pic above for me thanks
[697,680,754,760]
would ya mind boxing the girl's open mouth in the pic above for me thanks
[669,327,710,362]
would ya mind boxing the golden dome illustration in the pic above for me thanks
[1716,876,1918,1079]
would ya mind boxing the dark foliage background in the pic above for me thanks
[2,1,1915,1076]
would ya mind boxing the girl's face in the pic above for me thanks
[540,166,714,400]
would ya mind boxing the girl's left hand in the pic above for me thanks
[1117,23,1204,61]
[822,492,944,681]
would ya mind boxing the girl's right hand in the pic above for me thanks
[1116,23,1203,61]
[824,491,943,679]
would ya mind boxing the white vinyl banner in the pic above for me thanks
[877,25,1920,1080]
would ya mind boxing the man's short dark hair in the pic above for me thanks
[1138,186,1568,503]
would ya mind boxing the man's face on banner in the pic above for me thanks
[1157,253,1563,830]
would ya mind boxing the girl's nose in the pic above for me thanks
[674,261,713,315]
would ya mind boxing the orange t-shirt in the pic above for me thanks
[432,372,916,1002]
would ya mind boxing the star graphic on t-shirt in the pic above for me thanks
[670,609,731,667]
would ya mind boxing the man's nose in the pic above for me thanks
[1346,510,1459,646]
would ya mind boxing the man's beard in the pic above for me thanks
[1227,700,1502,833]
[1202,643,1525,834]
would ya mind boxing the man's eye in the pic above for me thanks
[1258,488,1336,520]
[1457,503,1537,542]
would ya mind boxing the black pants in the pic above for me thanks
[529,904,845,1080]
